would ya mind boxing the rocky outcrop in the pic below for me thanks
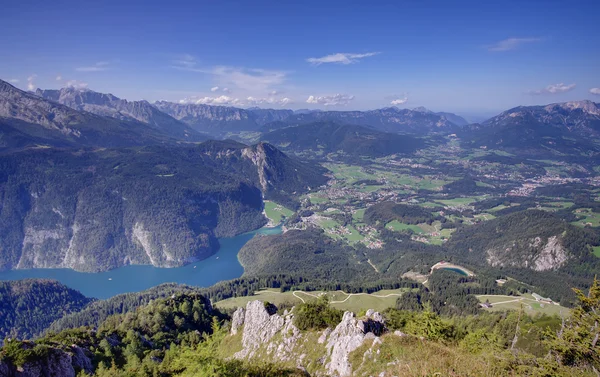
[234,300,289,359]
[231,307,245,335]
[325,310,386,377]
[0,341,93,377]
[231,301,387,376]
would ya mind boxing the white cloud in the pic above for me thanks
[8,78,19,83]
[76,61,110,72]
[172,54,197,69]
[64,80,88,89]
[179,95,242,106]
[487,37,541,52]
[246,96,293,107]
[390,96,408,105]
[269,90,280,96]
[306,52,380,65]
[56,75,62,81]
[212,66,286,91]
[529,83,576,95]
[306,94,355,106]
[27,74,37,91]
[210,86,231,93]
[590,88,600,95]
[172,57,286,92]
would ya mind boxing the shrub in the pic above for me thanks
[293,296,343,331]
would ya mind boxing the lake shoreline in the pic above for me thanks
[0,226,282,299]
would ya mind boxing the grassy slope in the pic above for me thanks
[214,288,408,313]
[476,294,570,317]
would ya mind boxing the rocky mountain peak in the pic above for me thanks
[412,106,432,113]
[545,100,600,115]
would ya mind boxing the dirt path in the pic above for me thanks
[292,290,403,304]
[366,259,380,273]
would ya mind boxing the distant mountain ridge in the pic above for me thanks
[260,122,425,158]
[274,106,465,134]
[153,101,468,135]
[0,80,202,151]
[461,100,600,156]
[35,87,201,141]
[482,100,600,135]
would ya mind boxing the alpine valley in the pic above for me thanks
[1,78,600,376]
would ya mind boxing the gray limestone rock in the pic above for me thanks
[231,307,245,335]
[326,310,386,377]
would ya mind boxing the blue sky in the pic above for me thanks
[1,0,599,119]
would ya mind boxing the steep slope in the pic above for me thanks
[461,100,600,156]
[447,210,600,271]
[192,140,329,207]
[0,142,326,272]
[0,80,180,150]
[260,122,424,158]
[0,279,93,341]
[35,87,203,141]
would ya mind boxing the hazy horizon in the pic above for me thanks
[1,0,599,117]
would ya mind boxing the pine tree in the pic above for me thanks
[546,277,600,371]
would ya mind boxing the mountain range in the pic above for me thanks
[6,79,600,155]
[0,80,204,151]
[461,100,600,156]
[35,87,198,140]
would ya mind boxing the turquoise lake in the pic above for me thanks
[0,226,282,299]
[440,267,468,276]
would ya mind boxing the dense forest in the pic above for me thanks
[363,201,439,226]
[0,280,93,341]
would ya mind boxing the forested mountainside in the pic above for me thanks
[0,280,93,341]
[1,279,598,376]
[447,210,600,272]
[0,141,326,272]
[260,122,424,158]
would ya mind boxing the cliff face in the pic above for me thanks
[0,171,264,272]
[0,141,325,272]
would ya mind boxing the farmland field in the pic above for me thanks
[263,201,294,225]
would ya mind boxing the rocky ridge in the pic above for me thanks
[35,87,199,140]
[0,340,93,377]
